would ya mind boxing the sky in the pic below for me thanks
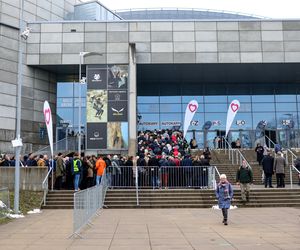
[80,0,300,19]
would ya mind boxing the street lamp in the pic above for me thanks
[78,52,103,156]
[12,0,27,214]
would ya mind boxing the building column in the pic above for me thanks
[128,43,137,156]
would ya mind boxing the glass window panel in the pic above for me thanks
[160,113,182,129]
[204,103,227,112]
[138,104,159,113]
[253,113,276,130]
[74,98,86,108]
[182,96,204,103]
[230,113,253,130]
[204,96,227,103]
[252,103,275,112]
[57,82,73,97]
[252,95,274,103]
[275,95,296,102]
[138,113,160,131]
[137,96,159,104]
[276,103,297,112]
[204,113,227,130]
[182,112,204,130]
[57,108,73,127]
[228,95,251,102]
[160,96,181,103]
[160,103,181,113]
[74,83,87,97]
[276,112,298,129]
[238,103,252,112]
[57,98,73,108]
[73,108,86,128]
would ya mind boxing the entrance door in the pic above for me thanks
[265,130,277,147]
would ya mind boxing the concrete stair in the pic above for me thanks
[42,190,74,209]
[104,188,300,209]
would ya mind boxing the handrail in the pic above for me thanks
[264,135,276,149]
[285,148,300,189]
[42,167,53,206]
[223,138,251,168]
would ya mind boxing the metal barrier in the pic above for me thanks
[285,149,300,188]
[0,187,10,217]
[224,138,251,168]
[72,172,108,238]
[106,166,216,189]
[41,167,53,206]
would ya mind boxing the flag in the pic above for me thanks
[183,100,198,138]
[225,100,240,137]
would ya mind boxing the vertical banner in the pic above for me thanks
[225,99,240,137]
[86,65,129,150]
[183,100,199,138]
[43,101,53,156]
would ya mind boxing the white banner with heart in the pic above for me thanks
[183,100,199,139]
[226,99,240,137]
[43,101,53,157]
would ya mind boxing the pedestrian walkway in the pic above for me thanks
[0,208,300,249]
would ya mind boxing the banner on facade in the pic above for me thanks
[225,99,240,137]
[183,100,199,138]
[86,65,129,150]
[43,101,53,156]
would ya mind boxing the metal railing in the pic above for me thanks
[285,149,300,188]
[265,135,300,188]
[224,138,251,168]
[106,165,216,189]
[0,187,10,217]
[72,171,108,238]
[42,167,53,206]
[264,135,276,149]
[33,137,78,156]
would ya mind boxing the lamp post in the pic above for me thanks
[78,52,103,156]
[13,0,27,214]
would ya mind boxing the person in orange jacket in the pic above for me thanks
[95,155,106,185]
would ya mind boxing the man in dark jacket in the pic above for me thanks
[236,160,253,204]
[261,150,274,188]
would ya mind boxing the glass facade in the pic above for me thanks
[56,82,87,140]
[137,94,300,148]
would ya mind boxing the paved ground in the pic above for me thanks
[0,207,300,250]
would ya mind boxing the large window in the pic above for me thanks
[137,93,300,131]
[57,82,86,133]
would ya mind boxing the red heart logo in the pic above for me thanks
[231,103,239,112]
[44,108,51,125]
[189,104,197,113]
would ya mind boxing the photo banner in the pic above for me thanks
[86,65,129,150]
[183,100,199,138]
[225,100,240,137]
[43,101,53,157]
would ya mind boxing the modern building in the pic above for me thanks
[1,0,300,156]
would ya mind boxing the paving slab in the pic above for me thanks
[0,207,300,249]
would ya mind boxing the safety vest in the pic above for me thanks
[73,159,80,173]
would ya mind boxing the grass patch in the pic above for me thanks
[0,191,43,225]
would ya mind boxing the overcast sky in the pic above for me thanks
[81,0,300,18]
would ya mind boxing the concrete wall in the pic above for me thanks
[0,0,76,28]
[26,20,300,65]
[0,167,48,191]
[0,0,78,153]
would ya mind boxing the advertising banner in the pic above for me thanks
[43,101,53,156]
[86,65,129,150]
[225,99,240,137]
[183,100,199,138]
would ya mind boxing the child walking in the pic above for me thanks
[215,174,233,225]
